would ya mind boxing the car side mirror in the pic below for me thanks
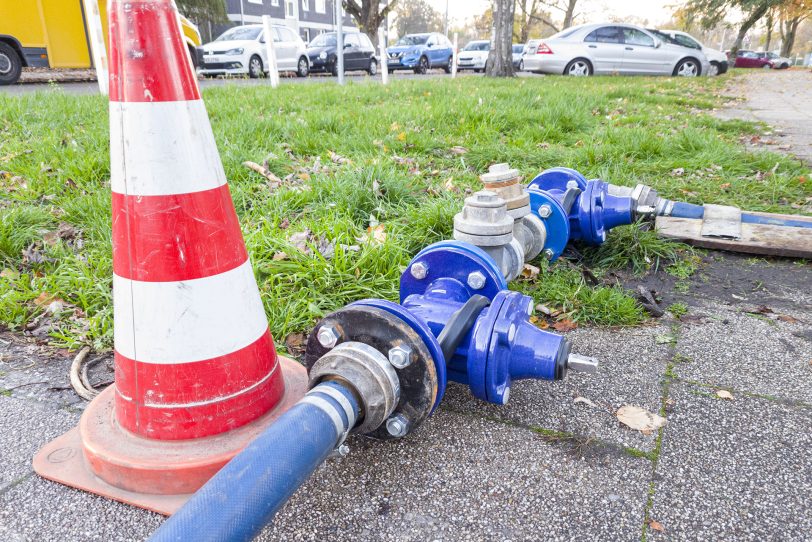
[344,42,352,48]
[654,39,662,48]
[260,37,266,44]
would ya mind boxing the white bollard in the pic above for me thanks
[451,32,458,79]
[379,33,388,85]
[262,16,280,88]
[82,0,108,95]
[335,1,344,85]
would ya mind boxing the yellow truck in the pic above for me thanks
[0,1,202,85]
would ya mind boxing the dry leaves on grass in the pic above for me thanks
[616,405,666,435]
[242,161,283,186]
[521,263,540,280]
[357,224,387,245]
[287,229,336,259]
[716,389,734,400]
[449,146,468,155]
[284,332,307,356]
[328,151,351,165]
[552,319,578,332]
[647,520,665,533]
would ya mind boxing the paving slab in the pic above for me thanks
[675,301,812,403]
[264,408,651,542]
[442,323,673,452]
[648,381,812,541]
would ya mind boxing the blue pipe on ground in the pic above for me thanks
[148,381,359,542]
[671,201,812,229]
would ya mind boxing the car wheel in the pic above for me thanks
[248,55,263,79]
[388,69,394,74]
[443,56,453,73]
[762,63,772,70]
[674,58,700,77]
[414,56,428,75]
[331,60,340,77]
[519,60,524,71]
[564,58,592,76]
[0,42,23,86]
[368,58,377,76]
[709,61,720,76]
[296,56,309,77]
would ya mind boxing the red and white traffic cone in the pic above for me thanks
[33,0,307,514]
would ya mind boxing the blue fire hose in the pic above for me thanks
[148,381,359,542]
[671,202,812,229]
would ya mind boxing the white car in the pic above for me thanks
[199,24,310,78]
[523,23,710,77]
[653,29,729,76]
[457,40,490,72]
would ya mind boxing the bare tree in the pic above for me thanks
[516,0,557,41]
[486,0,516,77]
[343,0,399,46]
[541,0,579,30]
[683,0,784,55]
[778,0,811,56]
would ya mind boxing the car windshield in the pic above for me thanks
[310,33,336,47]
[767,52,778,58]
[512,44,524,53]
[215,27,262,42]
[464,41,489,51]
[397,35,429,46]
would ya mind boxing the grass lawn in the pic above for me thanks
[0,75,809,352]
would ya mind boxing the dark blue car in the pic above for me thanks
[386,32,454,74]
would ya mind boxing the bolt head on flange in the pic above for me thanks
[538,204,552,218]
[388,345,413,369]
[543,248,555,260]
[317,326,340,348]
[467,271,486,290]
[386,414,410,438]
[410,261,429,280]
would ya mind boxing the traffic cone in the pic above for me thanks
[33,0,307,514]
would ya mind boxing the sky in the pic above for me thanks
[426,0,678,28]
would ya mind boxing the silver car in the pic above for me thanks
[523,23,710,77]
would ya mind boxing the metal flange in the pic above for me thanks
[527,188,570,262]
[304,303,439,440]
[526,167,588,193]
[401,241,507,303]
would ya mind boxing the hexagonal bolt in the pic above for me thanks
[335,443,350,457]
[388,344,413,369]
[410,261,429,280]
[507,323,516,342]
[467,271,486,290]
[543,248,555,260]
[317,326,340,349]
[567,354,599,374]
[500,387,511,405]
[538,204,552,218]
[386,414,410,438]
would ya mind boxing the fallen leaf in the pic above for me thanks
[242,161,283,185]
[671,167,685,177]
[396,132,407,142]
[648,520,665,533]
[1,269,19,280]
[357,224,386,245]
[288,229,312,254]
[272,252,288,261]
[372,179,383,197]
[655,334,676,345]
[716,389,734,400]
[328,151,351,165]
[449,146,468,155]
[747,305,773,315]
[720,182,731,190]
[574,396,597,408]
[444,177,458,192]
[552,319,577,332]
[278,218,290,230]
[521,263,540,280]
[616,405,666,434]
[777,314,800,323]
[535,304,552,316]
[284,333,307,356]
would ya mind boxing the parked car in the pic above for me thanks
[733,50,774,69]
[523,23,710,77]
[386,32,454,74]
[199,24,309,78]
[307,31,377,76]
[513,43,525,70]
[457,40,489,72]
[650,29,728,75]
[757,51,791,69]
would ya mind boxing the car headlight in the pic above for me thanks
[319,51,327,60]
[225,48,244,55]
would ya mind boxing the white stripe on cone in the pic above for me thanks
[113,260,269,363]
[110,100,227,196]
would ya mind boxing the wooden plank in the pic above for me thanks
[701,204,741,239]
[655,216,812,258]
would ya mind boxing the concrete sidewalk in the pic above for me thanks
[1,251,810,542]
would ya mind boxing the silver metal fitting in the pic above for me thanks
[317,326,340,349]
[309,341,401,434]
[336,443,350,456]
[387,344,413,369]
[385,413,410,438]
[500,387,510,405]
[538,204,552,218]
[543,248,555,260]
[467,271,486,290]
[410,261,429,280]
[480,163,521,184]
[514,213,546,262]
[567,354,599,374]
[453,190,515,246]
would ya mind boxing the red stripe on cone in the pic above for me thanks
[112,186,248,282]
[114,330,277,408]
[108,0,200,103]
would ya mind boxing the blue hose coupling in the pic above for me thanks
[527,167,634,248]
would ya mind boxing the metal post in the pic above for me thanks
[379,32,388,85]
[239,0,245,26]
[451,32,458,78]
[444,0,449,36]
[262,16,280,88]
[81,0,108,95]
[335,0,344,85]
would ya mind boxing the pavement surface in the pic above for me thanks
[2,72,812,541]
[715,69,812,165]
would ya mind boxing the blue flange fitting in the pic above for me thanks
[527,167,634,249]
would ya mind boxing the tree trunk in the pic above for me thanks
[518,0,530,43]
[486,0,516,77]
[780,18,800,56]
[730,3,772,56]
[343,1,398,47]
[562,0,577,29]
[765,11,773,50]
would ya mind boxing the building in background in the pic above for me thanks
[220,0,355,44]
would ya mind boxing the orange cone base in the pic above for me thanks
[33,356,307,516]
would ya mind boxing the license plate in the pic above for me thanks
[204,56,221,64]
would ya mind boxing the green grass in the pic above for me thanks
[0,74,809,349]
